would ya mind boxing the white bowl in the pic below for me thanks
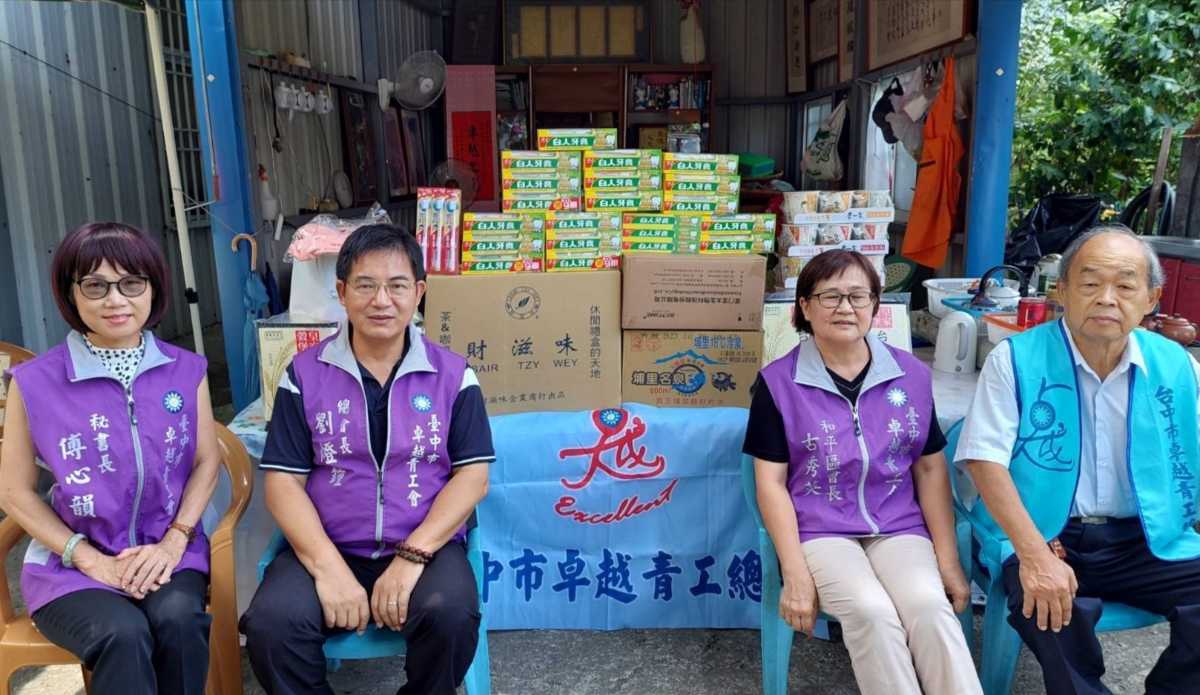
[923,278,978,318]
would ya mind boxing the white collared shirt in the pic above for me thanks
[956,327,1200,518]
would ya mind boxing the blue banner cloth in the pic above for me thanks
[479,403,761,630]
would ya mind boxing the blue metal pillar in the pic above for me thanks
[186,0,256,410]
[963,0,1023,276]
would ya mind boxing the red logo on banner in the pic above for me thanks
[555,408,678,525]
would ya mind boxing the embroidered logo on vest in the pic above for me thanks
[1014,377,1073,471]
[163,390,185,414]
[411,394,433,413]
[886,388,908,407]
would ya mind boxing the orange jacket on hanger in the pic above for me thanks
[901,57,963,270]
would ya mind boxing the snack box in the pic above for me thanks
[661,193,738,215]
[662,152,739,175]
[662,174,741,195]
[585,191,663,212]
[583,172,662,192]
[701,214,777,235]
[537,128,618,151]
[500,150,581,172]
[502,194,582,212]
[583,149,662,171]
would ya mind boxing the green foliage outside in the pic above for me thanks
[1011,0,1200,219]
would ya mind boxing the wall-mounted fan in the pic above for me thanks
[378,50,447,111]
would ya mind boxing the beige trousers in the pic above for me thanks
[802,534,981,695]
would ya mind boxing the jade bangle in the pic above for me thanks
[61,532,87,569]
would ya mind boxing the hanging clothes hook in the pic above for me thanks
[231,233,258,270]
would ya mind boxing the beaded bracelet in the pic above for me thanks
[395,542,433,564]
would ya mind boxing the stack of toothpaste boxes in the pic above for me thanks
[450,135,775,275]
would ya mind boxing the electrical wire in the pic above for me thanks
[0,37,159,122]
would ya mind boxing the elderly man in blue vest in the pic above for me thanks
[956,225,1200,694]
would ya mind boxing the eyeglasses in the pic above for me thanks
[76,275,149,300]
[349,280,414,299]
[810,289,875,309]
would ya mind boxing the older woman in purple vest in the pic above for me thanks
[744,250,979,694]
[0,223,220,693]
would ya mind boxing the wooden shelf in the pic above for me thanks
[244,54,375,94]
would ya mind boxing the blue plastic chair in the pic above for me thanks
[944,418,1165,695]
[740,453,974,695]
[256,528,492,694]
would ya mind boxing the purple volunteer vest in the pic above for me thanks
[289,323,467,558]
[9,331,210,613]
[760,335,934,541]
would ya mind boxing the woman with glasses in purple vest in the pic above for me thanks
[743,250,980,695]
[0,222,220,694]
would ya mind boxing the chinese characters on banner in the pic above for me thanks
[450,111,497,202]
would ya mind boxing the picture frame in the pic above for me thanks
[785,0,807,94]
[452,0,500,65]
[867,0,968,71]
[400,109,427,189]
[338,90,378,206]
[382,106,410,198]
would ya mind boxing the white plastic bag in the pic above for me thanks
[288,254,345,323]
[802,100,847,181]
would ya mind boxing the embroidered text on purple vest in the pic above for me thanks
[10,332,210,613]
[760,338,934,541]
[290,327,468,558]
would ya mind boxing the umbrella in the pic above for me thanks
[232,234,270,403]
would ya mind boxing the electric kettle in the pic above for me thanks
[934,310,977,374]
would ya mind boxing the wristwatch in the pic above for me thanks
[168,521,196,542]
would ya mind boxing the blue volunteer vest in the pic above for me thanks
[971,320,1200,564]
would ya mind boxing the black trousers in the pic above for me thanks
[1003,518,1200,695]
[241,542,480,695]
[31,569,211,694]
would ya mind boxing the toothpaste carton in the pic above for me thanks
[544,211,622,236]
[502,194,582,212]
[622,213,678,233]
[662,173,742,194]
[537,128,619,151]
[701,213,777,235]
[661,193,738,215]
[501,174,582,194]
[460,257,544,274]
[583,149,662,171]
[585,191,663,212]
[545,255,622,272]
[699,233,774,255]
[662,152,739,175]
[500,150,582,173]
[583,172,662,192]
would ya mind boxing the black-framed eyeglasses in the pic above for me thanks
[75,275,149,300]
[810,289,875,309]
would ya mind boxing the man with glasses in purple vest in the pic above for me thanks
[241,225,494,695]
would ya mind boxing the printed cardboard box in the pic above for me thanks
[545,211,622,235]
[501,194,582,212]
[621,254,766,330]
[501,150,581,172]
[661,193,738,215]
[545,255,622,272]
[622,330,763,408]
[425,271,622,415]
[662,174,741,194]
[537,128,619,151]
[583,172,663,192]
[584,191,663,212]
[501,174,582,194]
[257,314,340,419]
[583,149,662,171]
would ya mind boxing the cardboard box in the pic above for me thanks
[425,271,622,415]
[501,174,582,194]
[460,258,544,274]
[662,152,739,175]
[537,128,619,151]
[583,149,662,171]
[545,255,621,272]
[501,194,582,212]
[623,213,677,233]
[661,193,738,215]
[621,254,766,330]
[702,214,777,235]
[501,150,581,172]
[622,330,763,408]
[257,314,340,419]
[698,234,773,254]
[583,172,663,192]
[584,191,663,212]
[662,174,742,194]
[545,211,622,234]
